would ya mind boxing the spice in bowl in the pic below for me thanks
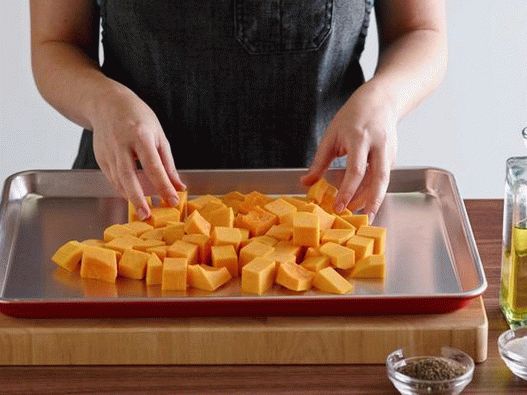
[396,357,467,381]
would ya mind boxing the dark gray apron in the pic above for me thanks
[73,0,373,169]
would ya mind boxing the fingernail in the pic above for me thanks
[168,196,179,207]
[367,212,374,224]
[137,207,149,221]
[335,203,345,213]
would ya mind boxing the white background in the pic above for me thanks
[1,1,527,198]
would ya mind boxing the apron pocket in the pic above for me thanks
[235,0,333,54]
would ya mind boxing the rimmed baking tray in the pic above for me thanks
[0,168,486,318]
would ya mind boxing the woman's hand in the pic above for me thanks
[301,81,398,221]
[91,88,186,220]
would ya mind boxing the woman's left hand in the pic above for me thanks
[301,81,398,221]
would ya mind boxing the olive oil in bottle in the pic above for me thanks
[500,226,527,327]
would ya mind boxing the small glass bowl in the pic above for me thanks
[386,347,474,395]
[498,326,527,380]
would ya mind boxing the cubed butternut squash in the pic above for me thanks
[312,267,353,294]
[163,222,185,244]
[51,240,84,272]
[188,264,232,292]
[103,224,136,242]
[319,242,355,269]
[264,198,297,224]
[351,254,386,279]
[321,229,355,245]
[167,240,199,264]
[125,221,154,237]
[300,255,331,272]
[80,246,118,283]
[265,223,293,241]
[292,212,320,248]
[211,226,242,251]
[118,249,150,280]
[276,262,315,292]
[345,214,369,229]
[241,257,276,295]
[239,241,275,270]
[357,225,386,254]
[146,253,163,285]
[236,207,278,237]
[346,235,374,261]
[211,245,239,278]
[306,178,330,204]
[182,234,211,264]
[184,210,211,236]
[148,207,181,228]
[162,257,188,291]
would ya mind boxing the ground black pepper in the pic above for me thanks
[396,357,466,381]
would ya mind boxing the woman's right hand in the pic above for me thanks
[90,87,186,220]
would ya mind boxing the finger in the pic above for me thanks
[346,175,369,213]
[116,153,151,220]
[158,138,187,192]
[136,143,179,207]
[334,143,369,213]
[301,134,336,186]
[362,147,390,222]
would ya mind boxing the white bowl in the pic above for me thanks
[498,327,527,380]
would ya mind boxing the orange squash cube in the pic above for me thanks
[163,222,185,244]
[146,253,163,285]
[306,178,330,204]
[133,239,166,252]
[321,229,355,245]
[80,246,118,283]
[304,247,321,258]
[292,212,320,248]
[187,195,222,214]
[239,228,250,241]
[319,242,355,269]
[167,240,199,264]
[145,245,169,260]
[357,225,386,254]
[182,234,211,264]
[241,257,276,295]
[103,224,136,242]
[274,241,303,261]
[202,206,234,228]
[264,198,297,224]
[52,240,84,272]
[351,254,386,279]
[188,264,232,292]
[125,221,154,237]
[265,223,293,241]
[148,207,181,228]
[211,226,242,251]
[346,235,374,261]
[118,249,150,280]
[239,241,275,269]
[211,245,239,278]
[281,196,310,211]
[319,184,338,214]
[332,216,356,230]
[313,267,353,294]
[276,262,315,292]
[345,214,369,229]
[301,203,335,230]
[240,235,278,248]
[128,196,153,222]
[162,257,188,291]
[184,210,211,236]
[236,207,278,237]
[222,191,245,202]
[140,227,165,241]
[300,255,331,272]
[105,235,143,254]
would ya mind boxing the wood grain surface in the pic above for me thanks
[0,200,522,394]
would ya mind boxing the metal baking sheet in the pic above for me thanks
[0,168,487,317]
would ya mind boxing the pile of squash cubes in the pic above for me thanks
[52,178,386,295]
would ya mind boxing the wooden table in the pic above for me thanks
[0,200,523,394]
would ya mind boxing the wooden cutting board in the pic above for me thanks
[0,297,487,365]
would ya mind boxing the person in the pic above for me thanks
[30,0,447,221]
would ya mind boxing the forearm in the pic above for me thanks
[31,41,131,131]
[370,28,447,120]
